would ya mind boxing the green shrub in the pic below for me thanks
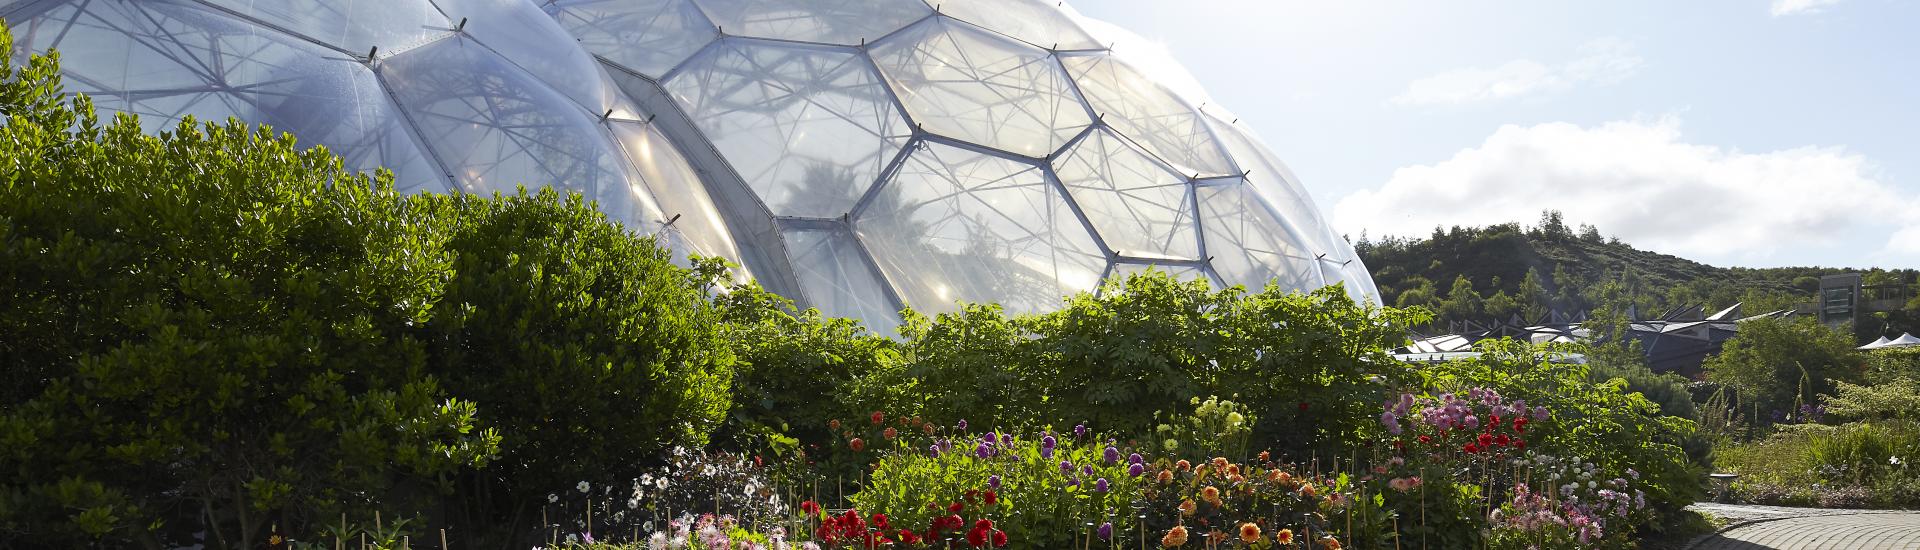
[0,31,735,546]
[1151,396,1256,462]
[1703,317,1863,422]
[892,271,1424,452]
[0,36,495,547]
[1823,378,1920,422]
[423,187,737,532]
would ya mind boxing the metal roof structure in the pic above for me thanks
[6,0,1376,332]
[1393,303,1793,376]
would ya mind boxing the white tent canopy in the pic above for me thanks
[1860,336,1893,350]
[1890,333,1920,348]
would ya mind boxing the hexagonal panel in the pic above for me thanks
[1059,53,1235,177]
[1052,129,1198,260]
[1197,181,1322,293]
[691,0,930,45]
[9,0,445,194]
[782,226,903,332]
[1203,112,1349,260]
[856,141,1106,315]
[435,0,633,116]
[938,0,1103,50]
[607,118,743,265]
[545,0,718,78]
[869,17,1090,157]
[198,0,449,53]
[381,37,667,232]
[665,39,909,218]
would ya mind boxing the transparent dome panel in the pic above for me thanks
[665,39,909,218]
[433,0,630,116]
[1203,113,1347,258]
[856,141,1105,315]
[869,17,1090,157]
[1051,128,1198,260]
[937,0,1102,51]
[1197,181,1321,293]
[380,36,666,231]
[544,0,718,78]
[608,118,744,266]
[8,0,445,194]
[690,0,929,45]
[782,227,904,333]
[1059,53,1234,177]
[196,0,450,54]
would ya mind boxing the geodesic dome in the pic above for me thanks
[6,0,1377,331]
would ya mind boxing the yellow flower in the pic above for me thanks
[1201,486,1222,506]
[1238,523,1261,544]
[1162,525,1189,547]
[1180,498,1197,516]
[1275,528,1294,544]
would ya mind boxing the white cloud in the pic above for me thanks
[1771,0,1844,17]
[1390,38,1641,106]
[1331,117,1920,265]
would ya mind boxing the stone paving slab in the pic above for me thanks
[1687,509,1920,549]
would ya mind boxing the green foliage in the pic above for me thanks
[424,187,737,509]
[1704,317,1863,420]
[707,279,903,460]
[886,270,1423,453]
[1355,218,1869,326]
[1865,347,1920,385]
[0,34,733,547]
[1716,421,1920,508]
[1423,340,1704,514]
[0,35,496,546]
[1823,378,1920,422]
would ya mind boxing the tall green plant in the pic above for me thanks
[0,33,496,547]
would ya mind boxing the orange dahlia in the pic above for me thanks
[1161,526,1189,547]
[1238,523,1261,544]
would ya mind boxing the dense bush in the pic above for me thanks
[884,273,1423,453]
[1703,317,1862,421]
[0,36,732,547]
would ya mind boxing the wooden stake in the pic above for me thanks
[440,528,449,550]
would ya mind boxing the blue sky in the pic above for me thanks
[1072,0,1919,269]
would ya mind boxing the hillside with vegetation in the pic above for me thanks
[1353,211,1920,337]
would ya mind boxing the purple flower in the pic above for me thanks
[957,419,968,431]
[1094,478,1109,493]
[988,475,1001,489]
[1001,433,1013,446]
[1533,406,1550,421]
[1098,522,1113,541]
[1042,435,1057,449]
[1128,453,1143,465]
[975,442,993,459]
[1073,423,1088,438]
[1083,465,1094,476]
[1060,460,1075,475]
[929,445,942,458]
[1463,415,1480,430]
[1103,446,1120,464]
[1128,463,1146,477]
[1040,445,1055,459]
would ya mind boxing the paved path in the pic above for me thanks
[1686,504,1920,549]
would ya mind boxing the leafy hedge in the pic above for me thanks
[0,34,732,547]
